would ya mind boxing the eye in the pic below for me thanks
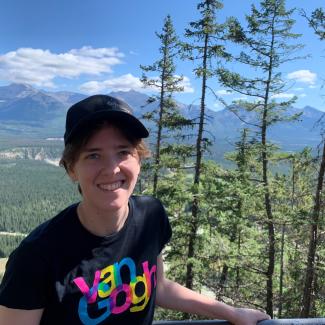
[86,153,100,160]
[119,150,132,157]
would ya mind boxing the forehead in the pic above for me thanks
[84,125,133,148]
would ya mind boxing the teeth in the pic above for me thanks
[98,181,123,191]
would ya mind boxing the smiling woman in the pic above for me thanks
[0,95,165,325]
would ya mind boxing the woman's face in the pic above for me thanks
[68,125,141,214]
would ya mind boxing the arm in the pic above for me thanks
[0,305,43,325]
[155,254,270,325]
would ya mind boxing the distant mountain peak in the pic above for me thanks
[9,83,35,90]
[109,90,149,99]
[0,83,39,100]
[108,90,150,109]
[304,105,322,112]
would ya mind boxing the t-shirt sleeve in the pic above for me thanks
[0,242,51,309]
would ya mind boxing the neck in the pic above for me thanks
[77,202,129,237]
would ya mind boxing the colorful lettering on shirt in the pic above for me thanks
[73,258,157,325]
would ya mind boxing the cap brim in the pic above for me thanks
[64,110,149,144]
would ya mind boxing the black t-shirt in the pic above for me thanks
[0,195,172,325]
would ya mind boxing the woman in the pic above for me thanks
[0,95,270,324]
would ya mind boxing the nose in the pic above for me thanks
[100,155,121,175]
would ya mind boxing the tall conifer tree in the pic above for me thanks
[300,7,325,317]
[217,0,303,316]
[181,0,229,291]
[141,15,192,196]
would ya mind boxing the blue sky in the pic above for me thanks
[0,0,324,110]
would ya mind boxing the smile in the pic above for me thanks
[97,181,124,191]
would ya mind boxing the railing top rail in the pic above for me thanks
[153,319,325,325]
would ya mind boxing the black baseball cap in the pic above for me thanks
[64,94,149,145]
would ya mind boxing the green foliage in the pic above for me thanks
[302,7,325,40]
[219,0,304,113]
[177,1,232,302]
[217,0,305,317]
[183,0,230,62]
[0,236,24,258]
[0,159,80,255]
[140,15,193,196]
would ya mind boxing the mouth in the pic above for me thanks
[97,181,124,191]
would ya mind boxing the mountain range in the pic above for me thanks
[0,83,324,157]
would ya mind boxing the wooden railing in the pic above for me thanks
[154,319,325,324]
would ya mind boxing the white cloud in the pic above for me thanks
[0,46,124,87]
[271,93,295,99]
[69,47,122,59]
[216,89,232,96]
[81,74,194,94]
[287,70,317,85]
[80,74,144,93]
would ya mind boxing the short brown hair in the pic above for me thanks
[60,120,150,173]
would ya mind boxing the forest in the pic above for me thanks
[1,0,325,321]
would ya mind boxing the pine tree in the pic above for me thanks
[217,0,303,316]
[181,0,229,292]
[300,6,325,317]
[140,15,192,196]
[216,129,266,306]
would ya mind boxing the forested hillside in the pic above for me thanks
[0,159,79,257]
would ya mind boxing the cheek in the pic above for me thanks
[69,164,94,183]
[124,161,141,181]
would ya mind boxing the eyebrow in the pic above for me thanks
[83,148,101,153]
[83,144,133,153]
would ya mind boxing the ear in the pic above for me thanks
[67,166,77,182]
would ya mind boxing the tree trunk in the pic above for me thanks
[217,264,229,299]
[261,88,275,318]
[278,225,285,317]
[300,140,325,317]
[262,13,276,315]
[236,230,241,291]
[185,31,208,290]
[152,39,168,196]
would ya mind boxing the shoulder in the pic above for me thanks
[129,195,170,232]
[130,196,172,251]
[130,195,165,213]
[0,204,80,309]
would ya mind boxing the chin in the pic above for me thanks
[101,200,127,211]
